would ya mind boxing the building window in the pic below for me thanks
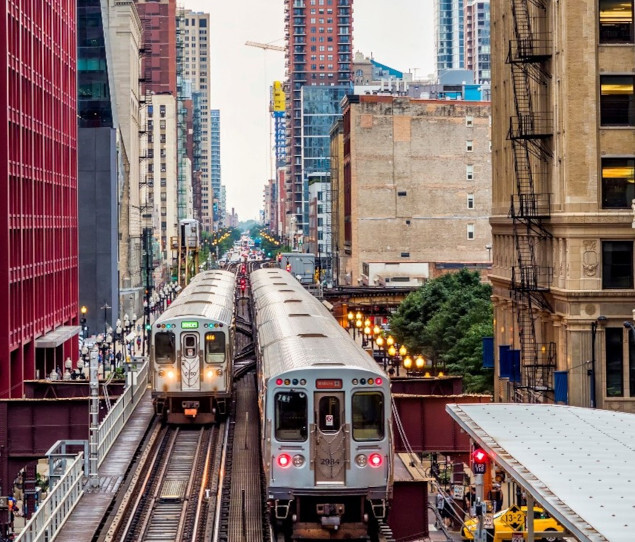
[606,327,624,397]
[400,252,410,258]
[160,105,166,117]
[467,194,475,209]
[466,140,474,152]
[160,120,166,130]
[467,224,475,240]
[599,0,634,43]
[466,115,473,127]
[600,75,635,126]
[602,240,633,289]
[602,158,635,208]
[466,165,474,180]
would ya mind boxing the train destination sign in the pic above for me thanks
[316,379,343,389]
[181,321,199,329]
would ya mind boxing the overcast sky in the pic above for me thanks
[183,0,434,221]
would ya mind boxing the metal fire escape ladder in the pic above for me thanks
[507,0,556,400]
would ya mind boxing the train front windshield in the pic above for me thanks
[155,332,175,364]
[275,391,307,441]
[205,332,225,363]
[352,392,384,441]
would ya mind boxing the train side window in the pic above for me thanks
[318,396,341,432]
[275,392,307,441]
[155,332,175,364]
[352,392,384,441]
[205,332,225,363]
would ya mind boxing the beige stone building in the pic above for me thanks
[105,0,144,312]
[490,0,635,411]
[331,95,492,287]
[147,93,178,267]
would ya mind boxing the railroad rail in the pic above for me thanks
[105,425,223,542]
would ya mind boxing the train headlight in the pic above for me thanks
[167,370,175,379]
[277,453,292,468]
[206,369,214,379]
[355,454,368,467]
[292,454,305,467]
[158,369,165,377]
[369,453,383,468]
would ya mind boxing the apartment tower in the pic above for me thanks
[464,0,490,84]
[178,10,213,232]
[490,0,635,411]
[434,0,464,73]
[283,0,353,243]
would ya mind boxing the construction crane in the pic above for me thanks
[245,40,285,52]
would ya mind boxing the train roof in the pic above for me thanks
[251,268,385,379]
[155,271,236,326]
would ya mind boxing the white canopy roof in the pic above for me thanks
[446,403,635,542]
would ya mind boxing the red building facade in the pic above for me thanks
[135,0,177,96]
[1,0,78,397]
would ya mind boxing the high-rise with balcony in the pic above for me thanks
[1,0,78,396]
[464,0,490,83]
[178,10,213,232]
[284,0,353,245]
[435,0,464,73]
[211,109,223,227]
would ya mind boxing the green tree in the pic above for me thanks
[389,269,493,394]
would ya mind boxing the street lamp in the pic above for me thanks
[590,315,607,408]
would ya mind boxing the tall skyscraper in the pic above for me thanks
[283,0,353,245]
[435,0,465,73]
[464,0,490,83]
[211,109,223,227]
[490,0,635,410]
[1,0,78,396]
[178,10,213,232]
[136,0,178,274]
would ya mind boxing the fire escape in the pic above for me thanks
[507,0,556,401]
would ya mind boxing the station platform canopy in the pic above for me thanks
[446,403,635,542]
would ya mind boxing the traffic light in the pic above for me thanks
[240,278,246,292]
[472,448,488,464]
[145,323,152,331]
[472,447,488,474]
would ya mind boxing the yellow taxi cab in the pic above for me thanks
[462,505,565,542]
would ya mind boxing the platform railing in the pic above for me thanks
[14,453,84,542]
[98,358,149,466]
[15,358,149,541]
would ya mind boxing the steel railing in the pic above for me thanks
[15,359,149,541]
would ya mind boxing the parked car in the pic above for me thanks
[462,505,564,542]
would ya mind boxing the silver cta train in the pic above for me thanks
[251,268,394,541]
[150,270,236,424]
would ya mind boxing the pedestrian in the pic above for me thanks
[488,483,503,512]
[136,336,141,350]
[464,485,477,516]
[435,490,445,528]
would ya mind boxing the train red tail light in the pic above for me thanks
[277,453,292,468]
[369,453,383,468]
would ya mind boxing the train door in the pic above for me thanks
[313,392,347,485]
[180,332,201,391]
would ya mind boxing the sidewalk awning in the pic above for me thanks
[35,326,81,348]
[125,331,136,342]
